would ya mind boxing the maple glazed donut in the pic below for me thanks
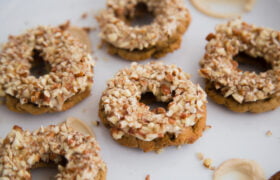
[199,19,280,113]
[99,62,207,152]
[0,122,107,179]
[96,0,191,61]
[0,26,94,115]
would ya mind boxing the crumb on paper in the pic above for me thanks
[196,152,204,161]
[145,174,150,180]
[203,158,213,169]
[59,20,71,30]
[210,166,216,171]
[266,130,272,136]
[82,26,97,33]
[92,120,100,127]
[82,108,87,113]
[205,125,212,131]
[81,12,88,19]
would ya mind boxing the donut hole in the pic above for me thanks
[233,52,272,74]
[140,92,172,113]
[121,2,155,27]
[30,49,51,78]
[31,154,68,179]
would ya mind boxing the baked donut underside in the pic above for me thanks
[99,103,207,152]
[5,88,90,115]
[205,80,280,113]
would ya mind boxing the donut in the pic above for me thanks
[96,0,191,61]
[270,171,280,180]
[99,62,207,152]
[0,25,94,115]
[0,122,107,179]
[199,19,280,113]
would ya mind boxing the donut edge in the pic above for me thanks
[205,80,280,113]
[5,88,91,115]
[99,101,207,152]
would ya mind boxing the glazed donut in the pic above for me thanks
[0,122,106,179]
[0,25,94,114]
[96,0,191,61]
[199,19,280,113]
[99,62,207,152]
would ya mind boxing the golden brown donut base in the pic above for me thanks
[106,14,191,61]
[5,88,90,115]
[99,103,207,152]
[33,162,107,180]
[205,80,280,113]
[269,171,280,180]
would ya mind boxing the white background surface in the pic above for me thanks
[0,0,280,179]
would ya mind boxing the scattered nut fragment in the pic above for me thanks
[196,152,204,161]
[203,158,213,169]
[81,12,88,19]
[205,125,212,131]
[82,26,97,33]
[210,166,216,171]
[266,130,272,136]
[145,174,150,180]
[92,120,100,127]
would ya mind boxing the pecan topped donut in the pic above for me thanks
[0,122,106,179]
[99,62,207,152]
[96,0,191,61]
[200,19,280,113]
[0,26,94,114]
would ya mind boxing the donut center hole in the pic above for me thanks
[31,154,67,179]
[30,49,51,78]
[140,92,171,113]
[233,52,271,73]
[125,2,155,26]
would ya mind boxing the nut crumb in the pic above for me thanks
[203,158,213,169]
[92,121,100,127]
[266,130,272,136]
[83,26,97,33]
[81,12,88,19]
[145,174,150,180]
[205,125,212,131]
[210,166,216,171]
[196,152,204,161]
